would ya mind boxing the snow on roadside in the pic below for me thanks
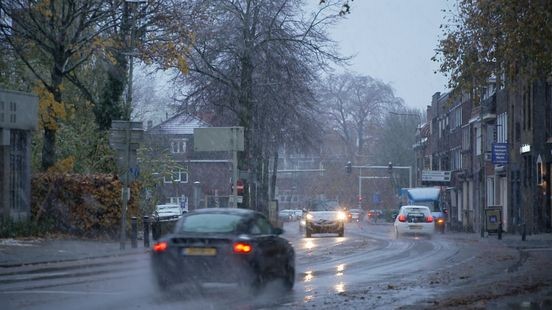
[0,238,41,247]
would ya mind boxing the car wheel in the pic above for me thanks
[306,228,312,238]
[282,263,295,291]
[338,227,344,237]
[155,273,171,290]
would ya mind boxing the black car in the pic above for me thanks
[151,208,295,292]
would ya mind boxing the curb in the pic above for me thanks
[0,248,149,268]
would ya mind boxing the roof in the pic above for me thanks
[404,187,440,201]
[148,112,210,135]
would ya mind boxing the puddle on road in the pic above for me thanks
[505,300,552,310]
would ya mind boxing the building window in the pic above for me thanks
[450,105,462,131]
[486,125,496,152]
[537,156,543,185]
[487,176,495,206]
[170,139,187,154]
[164,170,188,183]
[475,126,482,156]
[497,112,508,143]
[169,196,188,206]
[462,125,470,151]
[451,148,462,171]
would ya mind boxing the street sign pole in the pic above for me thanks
[109,120,143,250]
[120,121,131,250]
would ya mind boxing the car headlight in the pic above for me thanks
[337,211,346,221]
[306,213,313,220]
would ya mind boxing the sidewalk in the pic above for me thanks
[443,230,552,249]
[0,238,149,267]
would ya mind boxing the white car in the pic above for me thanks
[153,204,185,222]
[393,205,435,239]
[304,201,347,237]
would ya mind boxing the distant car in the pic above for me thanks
[367,209,382,223]
[349,209,363,222]
[278,209,296,222]
[153,204,186,222]
[393,205,435,239]
[151,208,295,292]
[291,209,303,220]
[304,200,346,237]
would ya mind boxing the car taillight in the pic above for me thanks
[426,215,434,223]
[153,241,168,252]
[233,242,252,254]
[398,214,407,222]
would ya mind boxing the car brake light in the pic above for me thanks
[233,242,252,254]
[398,214,407,222]
[426,215,434,223]
[153,241,168,252]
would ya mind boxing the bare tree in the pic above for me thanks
[318,72,403,162]
[157,0,345,212]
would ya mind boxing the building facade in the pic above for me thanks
[418,78,552,234]
[145,113,233,211]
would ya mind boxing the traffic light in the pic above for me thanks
[346,161,352,174]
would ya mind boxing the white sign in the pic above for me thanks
[0,89,38,130]
[229,195,243,204]
[194,127,244,152]
[421,170,451,182]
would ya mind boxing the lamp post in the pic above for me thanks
[124,0,146,120]
[193,181,201,210]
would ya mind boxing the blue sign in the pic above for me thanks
[372,192,381,205]
[492,143,508,165]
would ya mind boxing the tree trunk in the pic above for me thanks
[42,67,64,170]
[41,128,56,170]
[270,151,278,200]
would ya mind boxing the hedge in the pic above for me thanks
[31,173,140,238]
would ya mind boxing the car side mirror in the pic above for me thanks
[273,227,284,235]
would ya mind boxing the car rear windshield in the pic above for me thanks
[177,213,243,233]
[157,206,180,212]
[404,208,430,216]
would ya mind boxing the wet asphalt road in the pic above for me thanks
[0,222,549,310]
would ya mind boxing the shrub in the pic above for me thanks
[31,173,140,238]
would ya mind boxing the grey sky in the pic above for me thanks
[330,0,452,111]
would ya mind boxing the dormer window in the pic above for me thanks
[171,139,187,154]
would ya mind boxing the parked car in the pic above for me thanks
[393,205,435,239]
[151,208,295,292]
[304,200,346,237]
[151,204,185,240]
[153,204,186,221]
[278,209,296,222]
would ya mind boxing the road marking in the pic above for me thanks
[0,290,121,295]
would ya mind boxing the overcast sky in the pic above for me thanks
[330,0,452,111]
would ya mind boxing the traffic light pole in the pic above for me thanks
[351,165,413,208]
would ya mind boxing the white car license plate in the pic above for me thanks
[409,225,423,230]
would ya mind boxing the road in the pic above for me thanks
[1,222,551,309]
